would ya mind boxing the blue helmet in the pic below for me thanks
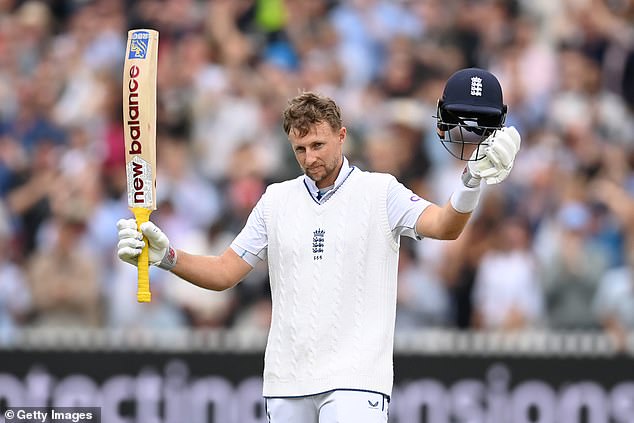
[436,68,507,160]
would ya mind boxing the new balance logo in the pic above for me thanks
[368,400,379,408]
[470,76,483,96]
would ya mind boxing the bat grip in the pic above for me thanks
[132,207,153,303]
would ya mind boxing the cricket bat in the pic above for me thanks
[123,29,159,303]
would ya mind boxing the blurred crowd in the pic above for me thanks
[0,0,633,349]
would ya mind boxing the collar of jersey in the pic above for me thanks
[303,156,355,204]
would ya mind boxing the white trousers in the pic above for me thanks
[265,390,389,423]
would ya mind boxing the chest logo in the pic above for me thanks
[312,228,325,260]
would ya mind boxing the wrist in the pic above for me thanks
[157,245,178,271]
[451,172,482,214]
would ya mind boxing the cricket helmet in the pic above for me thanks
[436,68,507,160]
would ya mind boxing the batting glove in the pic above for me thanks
[466,126,521,185]
[116,218,177,270]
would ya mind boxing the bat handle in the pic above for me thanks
[132,207,153,303]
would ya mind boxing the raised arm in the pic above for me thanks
[416,202,472,240]
[117,219,252,292]
[417,126,521,240]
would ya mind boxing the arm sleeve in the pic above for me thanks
[386,176,432,239]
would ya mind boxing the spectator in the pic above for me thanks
[471,216,544,331]
[163,218,238,328]
[591,178,634,351]
[593,244,634,352]
[396,239,451,330]
[26,210,102,328]
[539,202,609,330]
[0,202,30,343]
[436,189,505,328]
[5,140,61,256]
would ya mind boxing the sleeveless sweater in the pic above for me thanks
[261,169,400,397]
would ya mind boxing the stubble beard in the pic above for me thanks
[305,156,341,186]
[304,165,326,183]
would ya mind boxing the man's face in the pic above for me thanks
[289,121,345,188]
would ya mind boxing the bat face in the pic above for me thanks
[124,29,158,211]
[123,29,159,303]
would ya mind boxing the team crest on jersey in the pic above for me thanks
[312,228,325,260]
[470,76,483,96]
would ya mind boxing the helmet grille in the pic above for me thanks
[436,104,505,161]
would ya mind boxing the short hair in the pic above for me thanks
[282,92,342,137]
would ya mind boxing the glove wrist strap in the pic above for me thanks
[158,245,178,271]
[462,165,482,188]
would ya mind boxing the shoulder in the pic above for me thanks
[265,175,304,194]
[351,168,397,186]
[260,176,306,205]
[255,176,305,218]
[356,170,412,197]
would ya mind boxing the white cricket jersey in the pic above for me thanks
[232,158,430,266]
[231,158,431,397]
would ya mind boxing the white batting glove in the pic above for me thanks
[116,218,177,270]
[467,126,521,185]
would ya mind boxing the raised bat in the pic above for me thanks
[123,29,158,302]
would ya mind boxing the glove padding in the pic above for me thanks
[468,126,521,185]
[117,218,170,267]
